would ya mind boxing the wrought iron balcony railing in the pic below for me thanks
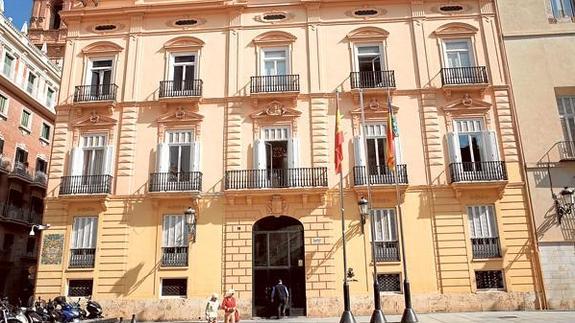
[353,165,408,186]
[449,161,507,183]
[350,70,396,89]
[69,248,96,268]
[74,84,118,102]
[225,167,328,190]
[159,79,203,98]
[471,237,501,259]
[558,141,575,161]
[1,203,42,224]
[250,74,300,93]
[162,247,188,267]
[149,171,202,192]
[9,162,33,181]
[59,175,113,195]
[374,241,400,262]
[441,66,488,86]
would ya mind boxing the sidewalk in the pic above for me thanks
[231,311,575,323]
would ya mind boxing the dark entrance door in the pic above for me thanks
[253,216,306,318]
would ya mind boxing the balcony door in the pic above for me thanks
[452,119,484,172]
[87,59,113,97]
[365,123,389,177]
[168,130,193,182]
[355,44,384,87]
[261,48,289,91]
[171,54,196,93]
[264,127,289,187]
[443,39,473,68]
[557,96,575,158]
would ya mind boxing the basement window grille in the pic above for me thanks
[161,278,187,297]
[475,270,504,290]
[68,280,93,297]
[377,273,401,292]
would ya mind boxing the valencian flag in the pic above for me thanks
[386,96,397,170]
[335,93,344,174]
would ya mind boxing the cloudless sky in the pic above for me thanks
[4,0,33,29]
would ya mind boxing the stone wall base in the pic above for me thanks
[98,292,536,321]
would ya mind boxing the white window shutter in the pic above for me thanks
[447,132,462,163]
[254,139,267,170]
[394,137,402,165]
[102,145,115,175]
[482,131,500,162]
[486,206,498,237]
[288,137,299,169]
[190,141,201,172]
[163,215,187,247]
[157,143,169,173]
[353,136,366,167]
[70,148,84,176]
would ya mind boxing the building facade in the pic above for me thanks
[28,0,70,65]
[0,6,59,302]
[497,0,575,310]
[35,0,543,319]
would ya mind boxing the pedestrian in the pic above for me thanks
[205,293,219,323]
[271,279,289,319]
[221,288,238,323]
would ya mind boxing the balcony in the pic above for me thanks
[250,74,300,94]
[353,165,408,186]
[149,171,202,193]
[69,248,96,268]
[162,247,188,267]
[159,79,203,99]
[441,67,488,87]
[374,241,400,262]
[558,141,575,161]
[449,161,507,183]
[31,171,48,189]
[225,167,328,190]
[73,84,118,103]
[350,70,396,89]
[59,175,113,195]
[1,204,41,225]
[471,237,501,259]
[8,162,33,183]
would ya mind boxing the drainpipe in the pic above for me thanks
[492,0,548,310]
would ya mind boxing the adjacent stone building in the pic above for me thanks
[496,0,575,310]
[35,0,543,319]
[0,5,59,302]
[28,0,70,65]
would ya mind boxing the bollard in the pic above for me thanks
[130,314,136,323]
[119,317,123,323]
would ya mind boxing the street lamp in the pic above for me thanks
[358,196,369,226]
[184,207,196,242]
[29,224,51,236]
[553,187,574,224]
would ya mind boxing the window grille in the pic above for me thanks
[161,278,187,296]
[377,274,401,292]
[68,280,93,297]
[475,270,504,289]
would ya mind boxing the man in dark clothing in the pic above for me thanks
[271,279,289,319]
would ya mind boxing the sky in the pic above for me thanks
[4,0,33,29]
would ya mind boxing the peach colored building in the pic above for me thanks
[28,0,70,65]
[497,0,575,310]
[35,0,544,319]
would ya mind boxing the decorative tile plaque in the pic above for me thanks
[40,234,64,265]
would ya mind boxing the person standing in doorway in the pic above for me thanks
[271,279,289,319]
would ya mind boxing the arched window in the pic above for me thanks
[50,1,63,30]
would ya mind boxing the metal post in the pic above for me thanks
[359,89,386,323]
[337,91,357,323]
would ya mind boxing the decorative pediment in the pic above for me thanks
[164,36,205,50]
[157,106,204,124]
[347,27,389,41]
[350,97,399,116]
[81,41,123,55]
[253,31,297,45]
[250,101,301,119]
[441,94,491,114]
[72,110,118,128]
[434,23,478,37]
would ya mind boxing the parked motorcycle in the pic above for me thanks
[0,298,27,323]
[85,296,102,319]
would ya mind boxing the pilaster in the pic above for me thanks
[310,98,329,169]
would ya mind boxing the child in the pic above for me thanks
[205,293,219,323]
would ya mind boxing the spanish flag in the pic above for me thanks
[335,92,344,174]
[386,96,396,170]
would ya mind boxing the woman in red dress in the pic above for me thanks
[221,288,238,323]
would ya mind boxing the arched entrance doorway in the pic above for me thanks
[253,216,306,317]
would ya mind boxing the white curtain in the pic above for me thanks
[372,209,397,242]
[467,205,498,238]
[163,215,189,247]
[71,217,98,249]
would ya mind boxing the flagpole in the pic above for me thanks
[384,39,418,323]
[336,91,357,323]
[359,89,386,323]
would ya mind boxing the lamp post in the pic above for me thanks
[184,207,196,242]
[553,187,574,224]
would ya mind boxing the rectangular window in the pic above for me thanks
[3,52,14,77]
[262,127,290,177]
[372,209,397,242]
[166,130,193,174]
[0,94,8,116]
[2,233,14,250]
[161,278,187,297]
[171,54,196,91]
[15,148,28,165]
[261,48,288,76]
[68,280,93,297]
[467,205,498,238]
[41,123,51,141]
[0,138,4,155]
[551,0,575,18]
[453,119,484,167]
[557,96,575,142]
[475,270,504,290]
[26,72,37,94]
[71,217,98,250]
[46,88,55,108]
[88,59,113,97]
[365,123,389,175]
[163,215,188,248]
[20,110,32,129]
[377,273,401,292]
[36,158,47,174]
[443,39,473,68]
[81,134,106,176]
[355,44,383,72]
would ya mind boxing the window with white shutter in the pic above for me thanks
[365,123,389,175]
[163,130,198,175]
[70,217,98,268]
[558,96,575,142]
[163,215,189,247]
[81,134,106,176]
[372,209,398,242]
[467,205,498,238]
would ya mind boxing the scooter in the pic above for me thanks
[85,296,103,319]
[53,297,81,323]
